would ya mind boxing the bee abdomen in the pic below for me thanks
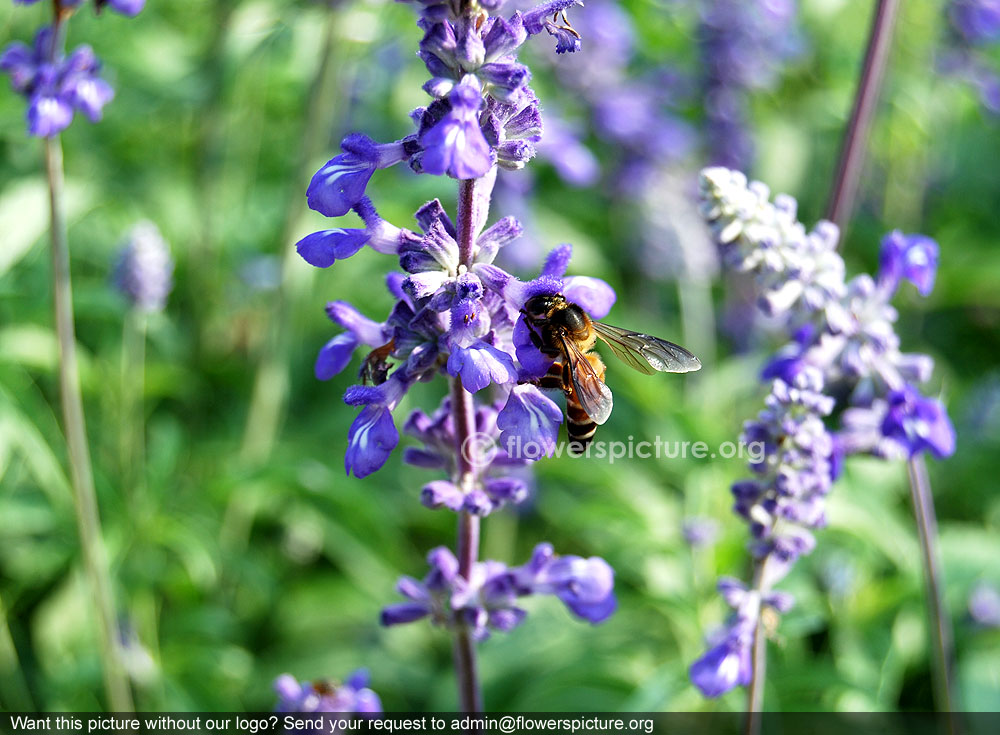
[566,392,597,455]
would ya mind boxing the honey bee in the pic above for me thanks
[522,293,701,453]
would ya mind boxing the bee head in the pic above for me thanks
[523,293,565,320]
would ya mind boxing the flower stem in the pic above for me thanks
[449,174,485,715]
[822,0,958,713]
[826,0,900,237]
[907,456,958,713]
[45,135,133,712]
[450,367,483,715]
[744,557,769,732]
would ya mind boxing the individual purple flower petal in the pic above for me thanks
[969,582,1000,627]
[27,94,74,137]
[562,276,616,319]
[67,75,114,121]
[540,243,572,278]
[483,14,528,61]
[421,480,466,511]
[343,375,409,478]
[381,603,430,626]
[881,385,956,459]
[683,517,720,548]
[326,301,388,347]
[315,334,359,381]
[497,384,562,459]
[345,405,399,478]
[307,135,383,217]
[0,43,36,92]
[521,546,617,623]
[446,342,518,393]
[105,0,146,16]
[878,230,940,296]
[689,637,752,698]
[511,316,555,380]
[297,229,370,268]
[419,82,493,180]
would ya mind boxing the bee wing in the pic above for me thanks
[559,333,614,425]
[592,322,702,374]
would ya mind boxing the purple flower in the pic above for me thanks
[523,0,584,54]
[307,134,406,217]
[446,342,517,393]
[296,229,369,268]
[382,543,616,638]
[111,221,173,312]
[102,0,147,16]
[951,0,1000,43]
[878,230,940,297]
[274,670,382,714]
[315,301,389,381]
[881,385,957,459]
[1,30,116,137]
[514,543,617,623]
[682,517,720,548]
[689,637,752,698]
[969,582,1000,627]
[419,82,493,180]
[496,384,563,459]
[344,375,410,478]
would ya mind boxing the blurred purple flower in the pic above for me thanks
[112,221,173,313]
[274,670,382,714]
[1,29,115,137]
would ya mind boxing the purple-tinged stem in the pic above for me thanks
[826,0,900,237]
[822,0,958,714]
[450,179,484,715]
[907,456,958,714]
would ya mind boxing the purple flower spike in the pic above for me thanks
[420,82,493,179]
[112,221,174,313]
[274,670,382,714]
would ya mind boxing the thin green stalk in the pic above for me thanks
[744,557,768,733]
[241,6,345,463]
[45,134,133,712]
[0,592,34,711]
[120,309,147,502]
[907,456,958,714]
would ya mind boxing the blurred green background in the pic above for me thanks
[1,0,999,713]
